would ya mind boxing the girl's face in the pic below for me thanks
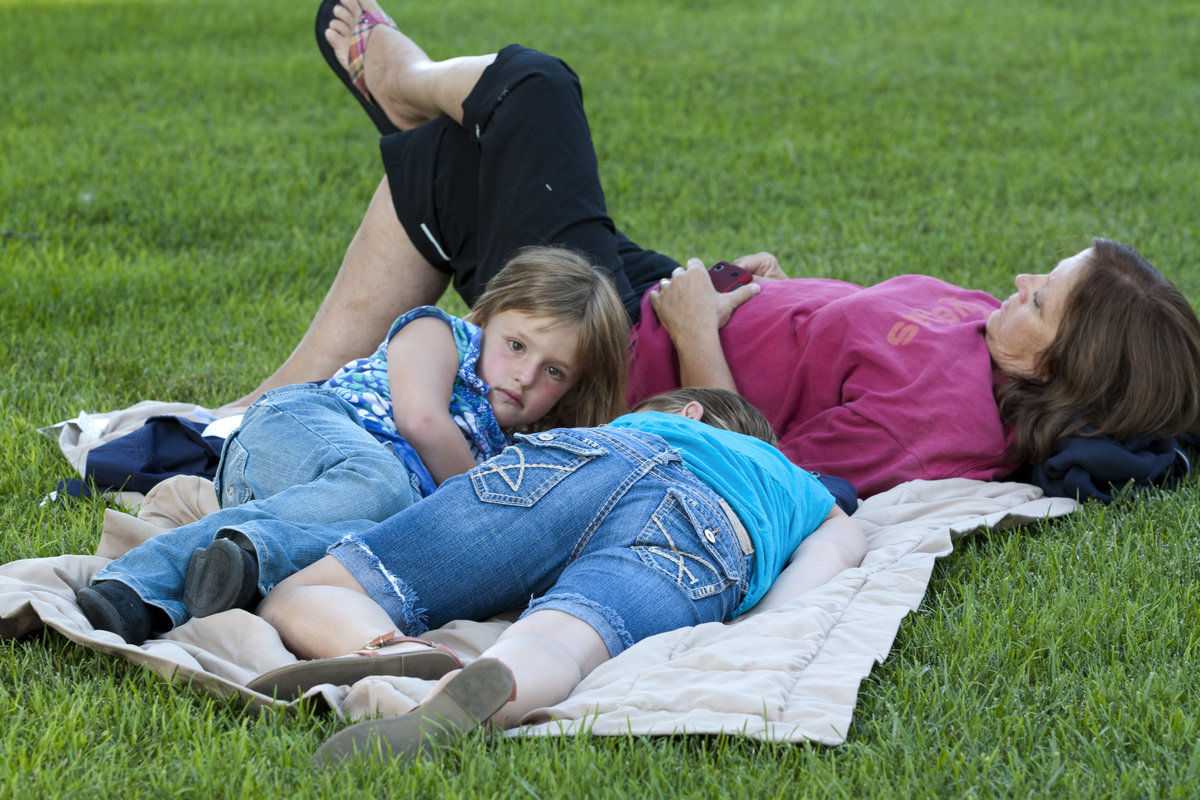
[986,248,1090,378]
[477,310,581,429]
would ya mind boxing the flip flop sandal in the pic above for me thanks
[315,0,401,136]
[313,658,516,766]
[247,632,461,701]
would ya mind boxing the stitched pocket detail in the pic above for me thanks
[470,431,608,507]
[213,434,253,508]
[633,488,742,600]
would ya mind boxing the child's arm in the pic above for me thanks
[749,506,868,615]
[387,316,479,485]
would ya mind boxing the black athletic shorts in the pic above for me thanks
[378,44,676,321]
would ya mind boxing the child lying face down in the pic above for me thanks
[252,387,868,764]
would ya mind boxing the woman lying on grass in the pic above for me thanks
[250,388,868,764]
[235,0,1200,501]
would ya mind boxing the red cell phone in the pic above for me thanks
[708,261,753,293]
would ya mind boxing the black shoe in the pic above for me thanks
[77,580,156,644]
[183,537,261,618]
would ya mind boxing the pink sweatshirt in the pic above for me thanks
[627,275,1017,497]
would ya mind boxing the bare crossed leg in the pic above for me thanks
[227,0,499,407]
[325,0,496,131]
[258,555,609,731]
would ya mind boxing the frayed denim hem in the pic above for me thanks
[523,591,634,658]
[329,538,428,636]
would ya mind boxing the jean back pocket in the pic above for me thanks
[471,430,608,508]
[634,487,745,601]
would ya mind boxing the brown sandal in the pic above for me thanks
[355,631,459,660]
[247,632,461,701]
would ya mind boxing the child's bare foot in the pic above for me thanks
[324,0,438,130]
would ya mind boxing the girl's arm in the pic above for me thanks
[749,506,868,615]
[387,316,479,485]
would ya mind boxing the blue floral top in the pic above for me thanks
[323,306,509,496]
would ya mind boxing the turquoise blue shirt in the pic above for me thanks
[607,411,835,615]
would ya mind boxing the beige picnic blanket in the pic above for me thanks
[0,470,1076,744]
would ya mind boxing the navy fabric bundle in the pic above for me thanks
[814,473,858,516]
[1027,433,1193,503]
[56,416,224,499]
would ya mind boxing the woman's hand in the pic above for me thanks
[648,259,761,334]
[734,252,787,282]
[647,259,761,391]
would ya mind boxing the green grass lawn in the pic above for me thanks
[3,0,1200,796]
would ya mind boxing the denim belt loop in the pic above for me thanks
[716,497,755,556]
[654,445,682,465]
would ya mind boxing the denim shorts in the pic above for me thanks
[330,426,752,657]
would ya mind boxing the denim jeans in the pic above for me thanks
[92,384,421,625]
[330,426,751,657]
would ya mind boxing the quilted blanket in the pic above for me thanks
[0,471,1076,744]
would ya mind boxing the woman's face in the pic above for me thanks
[986,248,1092,379]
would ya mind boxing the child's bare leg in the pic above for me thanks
[226,177,449,408]
[307,612,607,762]
[257,555,395,658]
[324,0,496,130]
[418,610,610,729]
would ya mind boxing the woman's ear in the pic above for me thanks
[681,401,705,421]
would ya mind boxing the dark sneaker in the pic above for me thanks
[77,580,157,644]
[183,537,261,618]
